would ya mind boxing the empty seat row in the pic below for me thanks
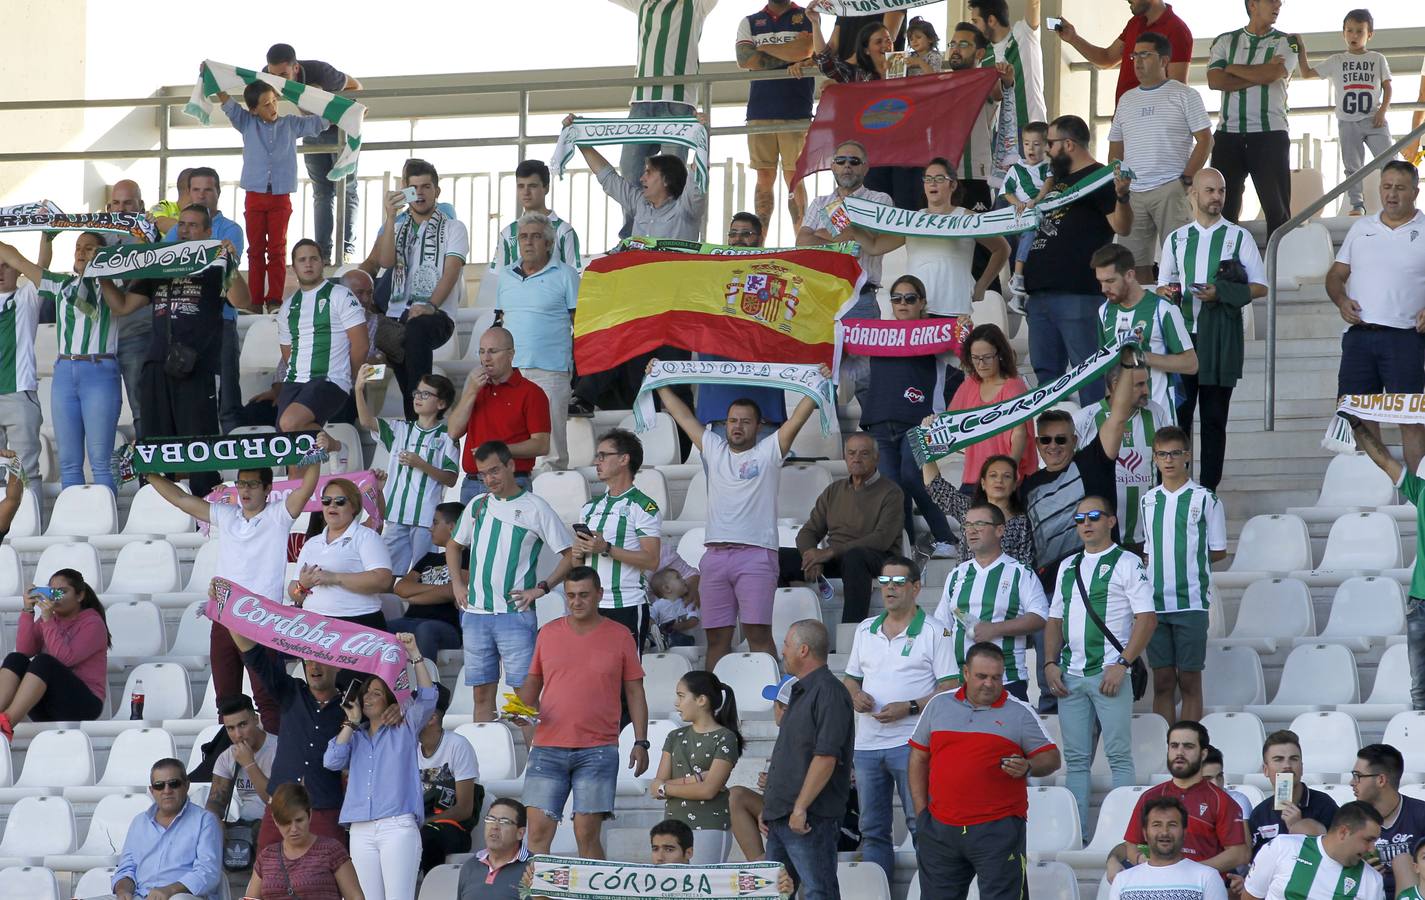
[1219,511,1407,589]
[1217,576,1405,653]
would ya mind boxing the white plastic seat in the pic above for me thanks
[1245,644,1359,722]
[713,652,780,719]
[1335,643,1411,722]
[0,730,95,803]
[177,671,253,737]
[3,489,41,539]
[1203,645,1267,712]
[419,863,463,900]
[320,422,363,475]
[0,735,10,787]
[788,414,843,461]
[566,417,596,469]
[45,792,151,872]
[66,727,178,802]
[10,485,119,551]
[72,866,118,899]
[532,470,590,523]
[91,483,199,551]
[534,592,566,628]
[1028,861,1081,900]
[676,470,708,523]
[836,861,890,900]
[31,542,103,590]
[105,600,166,663]
[83,663,192,736]
[1215,515,1312,588]
[1290,513,1402,587]
[1214,578,1314,653]
[152,539,222,609]
[1285,453,1397,522]
[776,464,833,524]
[1089,713,1168,789]
[105,540,182,595]
[642,653,693,719]
[617,719,679,794]
[1026,786,1082,855]
[1302,577,1406,653]
[771,587,822,653]
[1384,711,1425,776]
[1274,222,1333,289]
[454,722,518,781]
[1289,711,1363,778]
[239,315,281,372]
[166,600,214,668]
[0,545,22,596]
[0,796,77,866]
[618,412,680,467]
[1058,785,1152,869]
[633,468,670,516]
[677,528,707,569]
[1201,712,1267,778]
[0,866,60,900]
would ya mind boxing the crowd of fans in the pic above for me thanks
[0,1,1421,899]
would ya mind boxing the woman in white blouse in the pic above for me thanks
[291,477,394,629]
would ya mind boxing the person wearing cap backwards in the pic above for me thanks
[910,640,1061,900]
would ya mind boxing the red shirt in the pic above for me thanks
[1115,4,1194,100]
[1123,778,1245,861]
[460,368,551,475]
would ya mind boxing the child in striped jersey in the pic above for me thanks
[1004,121,1052,308]
[355,364,459,576]
[1397,840,1425,900]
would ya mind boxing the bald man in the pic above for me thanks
[1157,168,1267,490]
[445,326,550,503]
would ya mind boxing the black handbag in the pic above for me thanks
[1073,556,1149,701]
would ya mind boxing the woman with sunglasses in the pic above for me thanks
[861,275,957,558]
[245,782,365,899]
[947,324,1036,491]
[920,454,1034,567]
[290,477,394,629]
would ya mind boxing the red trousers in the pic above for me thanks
[244,191,293,304]
[210,621,281,734]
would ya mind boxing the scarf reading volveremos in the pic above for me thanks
[187,60,366,181]
[205,578,412,703]
[0,201,155,240]
[909,329,1140,466]
[203,469,384,533]
[552,117,710,191]
[634,359,837,436]
[839,317,971,357]
[112,432,328,484]
[521,855,787,900]
[1322,395,1425,453]
[618,237,860,256]
[806,0,937,13]
[85,240,231,281]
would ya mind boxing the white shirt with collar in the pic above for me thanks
[1335,209,1425,329]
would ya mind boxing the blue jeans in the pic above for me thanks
[116,320,150,436]
[386,615,462,661]
[1025,291,1107,405]
[1407,597,1425,710]
[459,473,531,505]
[766,814,843,900]
[461,610,538,687]
[383,522,431,578]
[868,421,952,545]
[305,149,359,260]
[618,100,694,239]
[52,357,122,490]
[855,744,916,881]
[219,317,242,434]
[522,744,620,818]
[1059,670,1135,826]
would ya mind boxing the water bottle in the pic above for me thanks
[130,678,145,720]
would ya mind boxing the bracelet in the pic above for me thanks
[409,656,424,665]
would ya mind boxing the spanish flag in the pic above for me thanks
[573,248,864,373]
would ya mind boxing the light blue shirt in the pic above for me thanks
[495,258,579,373]
[221,98,327,195]
[324,685,438,824]
[112,800,223,898]
[164,213,245,321]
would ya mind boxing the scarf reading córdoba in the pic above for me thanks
[0,201,155,240]
[552,117,710,191]
[112,433,328,484]
[521,854,787,900]
[634,360,837,436]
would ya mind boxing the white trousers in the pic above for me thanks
[350,813,422,900]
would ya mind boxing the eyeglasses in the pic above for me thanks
[889,292,922,304]
[151,778,185,791]
[1072,510,1107,524]
[877,575,911,585]
[234,478,265,489]
[1129,50,1160,60]
[411,389,437,400]
[320,496,349,507]
[969,352,999,365]
[963,520,999,530]
[949,40,977,50]
[1153,449,1187,460]
[1349,770,1383,782]
[922,174,953,184]
[484,815,520,827]
[1037,434,1070,446]
[593,451,626,461]
[832,155,865,167]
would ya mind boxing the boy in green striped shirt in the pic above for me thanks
[1140,426,1226,725]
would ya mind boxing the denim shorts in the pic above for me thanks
[461,609,537,687]
[521,744,620,819]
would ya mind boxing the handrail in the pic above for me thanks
[1262,122,1425,430]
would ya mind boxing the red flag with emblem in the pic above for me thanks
[791,68,1002,187]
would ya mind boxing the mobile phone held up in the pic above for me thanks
[341,679,362,711]
[1045,16,1063,31]
[401,186,419,205]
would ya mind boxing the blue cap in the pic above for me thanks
[762,675,796,705]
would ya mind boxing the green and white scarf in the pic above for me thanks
[552,117,710,191]
[806,0,938,13]
[634,359,836,436]
[113,432,328,484]
[393,210,452,308]
[1323,396,1425,453]
[522,854,787,900]
[186,60,365,181]
[85,240,231,282]
[0,201,155,240]
[910,329,1140,466]
[617,236,859,256]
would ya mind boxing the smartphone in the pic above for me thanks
[572,523,593,538]
[401,186,419,204]
[1190,283,1209,294]
[1046,16,1063,31]
[1273,772,1295,810]
[340,680,362,709]
[363,363,387,382]
[28,586,58,601]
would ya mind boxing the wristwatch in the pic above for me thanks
[1114,656,1132,668]
[1179,174,1194,186]
[908,699,921,716]
[536,580,550,594]
[634,740,652,750]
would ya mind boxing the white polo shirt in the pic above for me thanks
[844,608,958,751]
[210,501,296,604]
[294,523,392,617]
[1335,209,1425,329]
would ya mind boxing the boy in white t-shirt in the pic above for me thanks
[417,684,482,873]
[1296,10,1392,215]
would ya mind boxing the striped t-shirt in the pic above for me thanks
[933,553,1048,683]
[1003,159,1050,203]
[610,0,718,106]
[1097,291,1194,415]
[1074,400,1171,546]
[981,19,1046,133]
[1108,80,1213,190]
[375,419,458,528]
[1243,834,1383,900]
[0,283,41,394]
[38,271,116,356]
[1159,218,1267,333]
[1048,545,1154,677]
[451,490,575,615]
[1141,480,1227,613]
[277,281,367,392]
[581,486,662,609]
[1208,28,1299,133]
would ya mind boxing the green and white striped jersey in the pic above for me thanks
[610,0,718,106]
[1048,545,1154,677]
[1159,218,1267,333]
[0,283,40,394]
[960,100,997,182]
[1074,400,1171,545]
[1004,159,1050,203]
[980,20,1046,132]
[581,486,662,609]
[933,553,1048,683]
[451,489,575,615]
[1098,291,1193,415]
[1244,834,1383,900]
[277,281,367,392]
[490,213,583,273]
[38,271,116,356]
[1208,28,1299,133]
[1141,480,1226,613]
[375,419,458,528]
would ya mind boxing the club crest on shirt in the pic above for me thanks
[1098,563,1112,580]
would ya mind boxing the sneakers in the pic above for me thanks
[1008,272,1028,315]
[1349,204,1366,216]
[568,397,596,418]
[815,575,835,603]
[929,541,957,559]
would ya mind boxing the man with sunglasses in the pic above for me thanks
[111,758,223,900]
[1140,426,1226,724]
[1350,744,1425,896]
[1044,494,1157,826]
[843,555,958,880]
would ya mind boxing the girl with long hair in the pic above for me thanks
[650,670,745,863]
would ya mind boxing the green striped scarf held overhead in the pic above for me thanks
[186,60,366,181]
[634,359,837,436]
[113,433,328,484]
[552,117,710,191]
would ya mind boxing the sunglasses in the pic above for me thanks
[728,229,760,239]
[320,496,350,507]
[1037,434,1070,446]
[1072,510,1107,524]
[151,778,185,791]
[832,155,865,167]
[877,575,911,585]
[889,292,922,304]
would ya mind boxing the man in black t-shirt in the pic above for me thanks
[386,501,466,661]
[1023,114,1134,405]
[1353,743,1425,896]
[264,43,362,263]
[1247,729,1337,857]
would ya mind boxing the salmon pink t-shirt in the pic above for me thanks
[529,617,644,748]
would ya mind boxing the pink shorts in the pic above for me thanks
[700,544,779,629]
